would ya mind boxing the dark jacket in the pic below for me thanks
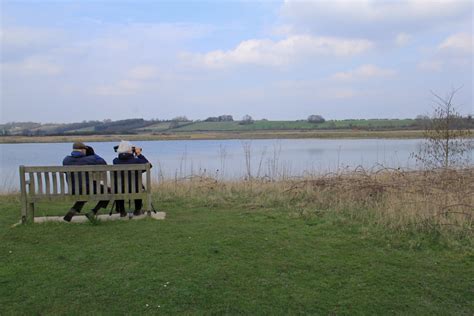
[63,151,107,194]
[63,151,107,166]
[113,153,149,166]
[113,153,151,193]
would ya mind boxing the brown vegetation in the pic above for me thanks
[0,130,432,144]
[153,167,474,233]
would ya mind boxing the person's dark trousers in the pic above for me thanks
[116,199,142,216]
[116,200,127,217]
[71,200,109,213]
[134,200,143,212]
[71,201,86,212]
[64,199,109,222]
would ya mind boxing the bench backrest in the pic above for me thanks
[20,164,151,197]
[20,164,150,196]
[19,164,152,222]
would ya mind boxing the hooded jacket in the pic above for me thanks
[63,151,107,166]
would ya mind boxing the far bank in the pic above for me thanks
[0,129,431,144]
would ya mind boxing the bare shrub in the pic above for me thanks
[413,88,472,169]
[152,167,474,233]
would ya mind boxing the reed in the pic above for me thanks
[152,167,474,234]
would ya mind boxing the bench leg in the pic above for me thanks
[21,198,28,224]
[28,203,35,223]
[146,193,152,216]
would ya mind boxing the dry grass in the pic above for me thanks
[0,130,429,144]
[153,167,474,234]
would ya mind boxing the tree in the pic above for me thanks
[218,115,233,122]
[307,115,325,123]
[239,114,254,125]
[169,121,180,129]
[413,88,472,169]
[204,117,219,122]
[171,116,190,122]
[415,115,430,120]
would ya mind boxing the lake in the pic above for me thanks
[1,138,471,192]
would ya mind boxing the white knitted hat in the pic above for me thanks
[117,140,133,154]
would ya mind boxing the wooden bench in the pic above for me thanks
[19,163,152,223]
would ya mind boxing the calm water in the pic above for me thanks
[1,138,470,192]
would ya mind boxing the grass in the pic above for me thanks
[1,169,473,314]
[173,119,418,132]
[0,129,430,144]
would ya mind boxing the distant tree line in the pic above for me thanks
[1,114,472,136]
[205,115,234,122]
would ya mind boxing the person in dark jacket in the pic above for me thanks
[62,142,109,222]
[113,140,150,217]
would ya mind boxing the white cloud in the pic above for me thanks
[129,65,158,80]
[188,35,374,68]
[280,0,472,37]
[395,33,412,47]
[2,56,62,76]
[330,64,396,81]
[94,79,142,96]
[93,65,159,96]
[417,60,443,72]
[438,32,473,54]
[0,27,62,53]
[271,24,296,37]
[329,88,359,99]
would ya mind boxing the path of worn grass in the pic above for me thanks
[0,195,472,315]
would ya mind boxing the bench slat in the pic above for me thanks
[36,172,43,195]
[81,172,86,195]
[131,171,136,193]
[52,172,58,195]
[124,170,129,194]
[75,172,81,195]
[67,172,73,195]
[110,171,115,194]
[103,171,109,195]
[28,172,36,195]
[89,172,94,196]
[117,172,122,194]
[137,171,142,193]
[44,172,51,196]
[59,172,66,194]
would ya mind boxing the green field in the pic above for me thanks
[134,121,174,132]
[172,119,418,132]
[1,188,472,314]
[1,119,423,138]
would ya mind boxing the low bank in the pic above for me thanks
[0,129,428,144]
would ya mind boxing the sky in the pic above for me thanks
[1,0,473,123]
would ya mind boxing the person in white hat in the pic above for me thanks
[113,140,151,217]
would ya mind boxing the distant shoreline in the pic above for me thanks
[0,130,434,144]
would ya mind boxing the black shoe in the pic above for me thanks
[119,211,127,217]
[133,210,142,216]
[63,210,76,222]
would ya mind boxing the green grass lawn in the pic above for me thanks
[0,195,472,315]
